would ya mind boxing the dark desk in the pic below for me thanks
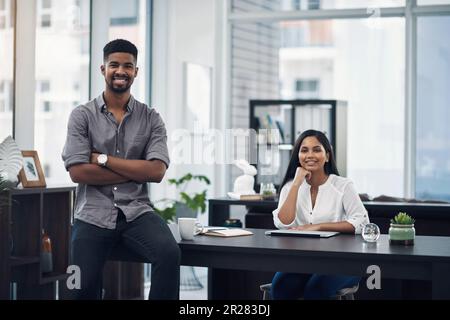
[208,198,450,298]
[171,225,450,300]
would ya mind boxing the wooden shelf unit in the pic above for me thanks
[0,186,75,299]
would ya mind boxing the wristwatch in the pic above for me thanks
[97,154,108,167]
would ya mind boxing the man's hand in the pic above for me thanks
[91,152,100,165]
[290,224,321,231]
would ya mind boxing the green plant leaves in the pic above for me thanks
[155,174,210,222]
[168,174,211,187]
[391,212,415,225]
[153,204,177,223]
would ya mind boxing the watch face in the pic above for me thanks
[98,154,107,165]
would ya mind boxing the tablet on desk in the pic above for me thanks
[265,229,340,238]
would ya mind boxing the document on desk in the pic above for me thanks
[201,227,254,237]
[265,229,339,238]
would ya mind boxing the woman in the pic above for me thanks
[271,129,369,300]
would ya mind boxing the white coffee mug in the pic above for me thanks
[178,218,204,240]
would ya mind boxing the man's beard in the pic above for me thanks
[107,79,132,93]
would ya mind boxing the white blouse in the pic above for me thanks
[272,174,369,234]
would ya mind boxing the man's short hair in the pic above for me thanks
[103,39,138,62]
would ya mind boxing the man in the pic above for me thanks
[62,39,180,300]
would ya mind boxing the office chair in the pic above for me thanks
[259,283,359,300]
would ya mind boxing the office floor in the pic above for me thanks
[144,267,208,300]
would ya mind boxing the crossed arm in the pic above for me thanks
[68,153,167,185]
[291,221,355,233]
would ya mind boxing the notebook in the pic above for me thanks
[201,227,254,237]
[265,229,340,238]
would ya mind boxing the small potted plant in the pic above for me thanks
[152,173,211,223]
[389,212,416,246]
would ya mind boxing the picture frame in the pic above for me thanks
[19,151,46,188]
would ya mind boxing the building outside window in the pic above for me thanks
[0,81,12,113]
[290,0,321,10]
[38,0,52,28]
[42,101,51,113]
[0,0,14,29]
[416,15,450,201]
[294,79,320,98]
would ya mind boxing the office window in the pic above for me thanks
[416,16,450,202]
[0,0,13,141]
[230,17,405,196]
[34,0,90,184]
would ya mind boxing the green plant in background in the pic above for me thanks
[391,212,415,225]
[153,173,211,223]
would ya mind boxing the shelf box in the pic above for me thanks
[1,186,75,300]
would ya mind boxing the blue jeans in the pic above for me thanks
[70,211,180,300]
[271,272,361,300]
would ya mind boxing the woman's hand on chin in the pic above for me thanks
[293,167,312,186]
